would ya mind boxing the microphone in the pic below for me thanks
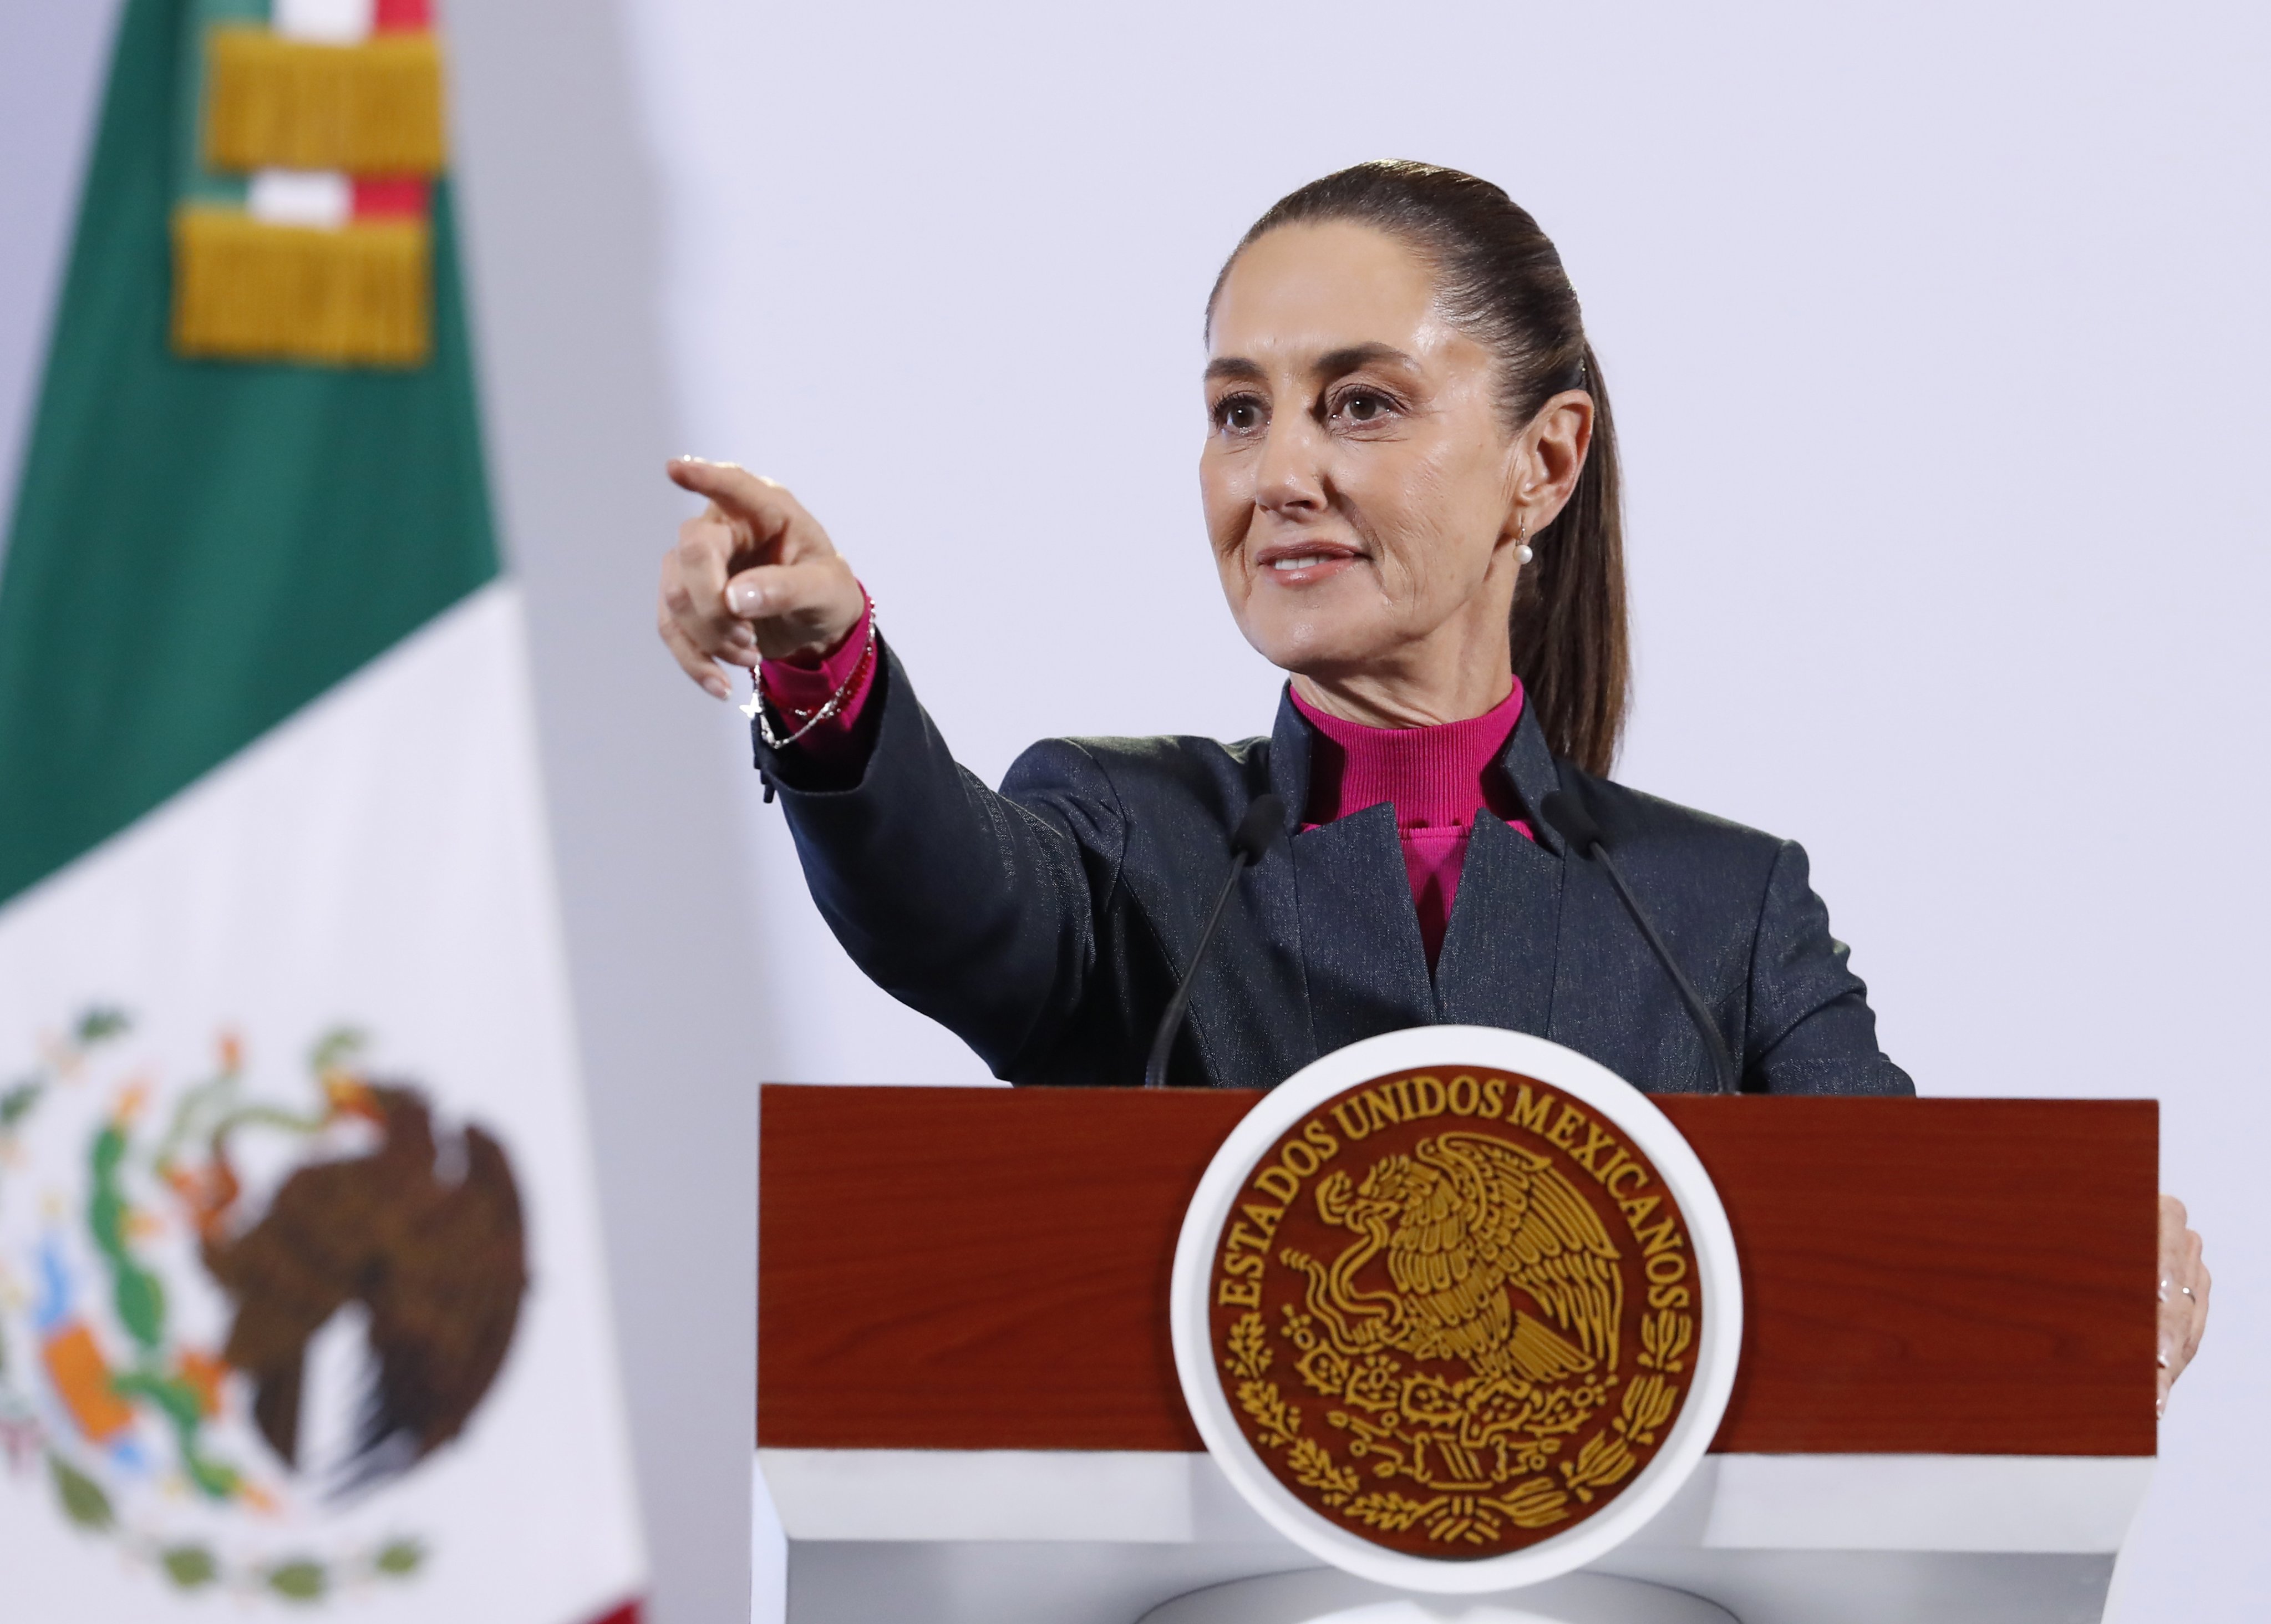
[1144,793,1285,1089]
[1540,789,1738,1095]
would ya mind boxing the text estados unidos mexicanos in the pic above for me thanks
[1215,1074,1692,1311]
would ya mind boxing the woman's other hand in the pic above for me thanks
[658,458,865,698]
[2157,1193,2209,1415]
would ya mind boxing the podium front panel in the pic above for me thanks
[758,1086,2156,1458]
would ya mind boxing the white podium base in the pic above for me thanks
[1140,1569,1736,1624]
[759,1449,2153,1624]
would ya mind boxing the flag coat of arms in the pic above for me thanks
[0,0,647,1617]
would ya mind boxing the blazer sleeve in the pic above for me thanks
[1741,840,1916,1097]
[755,642,1129,1076]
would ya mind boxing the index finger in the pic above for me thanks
[667,458,820,555]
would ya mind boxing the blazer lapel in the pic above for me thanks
[1513,711,1717,1094]
[1267,688,1435,1055]
[1496,692,1569,855]
[1291,804,1437,1053]
[1187,703,1310,1087]
[1434,813,1561,1031]
[1436,700,1566,1032]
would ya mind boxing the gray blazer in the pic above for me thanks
[756,643,1913,1098]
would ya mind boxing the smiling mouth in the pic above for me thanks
[1257,545,1362,577]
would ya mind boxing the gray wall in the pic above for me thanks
[0,2,114,524]
[444,4,763,1621]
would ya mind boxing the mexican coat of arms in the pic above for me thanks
[1207,1065,1701,1559]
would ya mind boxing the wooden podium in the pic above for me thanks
[757,1086,2157,1624]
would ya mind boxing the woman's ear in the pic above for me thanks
[1512,390,1596,535]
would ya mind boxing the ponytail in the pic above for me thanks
[1512,339,1627,775]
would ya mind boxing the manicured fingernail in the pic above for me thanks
[2156,1398,2166,1418]
[729,585,766,616]
[2157,1348,2171,1369]
[704,676,729,698]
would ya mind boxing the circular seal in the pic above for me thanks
[1171,1027,1740,1593]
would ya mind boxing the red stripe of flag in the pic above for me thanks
[351,176,430,219]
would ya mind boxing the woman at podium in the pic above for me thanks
[658,158,2207,1404]
[659,159,1910,1099]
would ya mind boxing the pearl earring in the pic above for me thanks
[1516,522,1535,566]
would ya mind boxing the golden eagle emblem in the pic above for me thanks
[1290,1131,1621,1387]
[1210,1070,1699,1557]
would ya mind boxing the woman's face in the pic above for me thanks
[1201,221,1583,713]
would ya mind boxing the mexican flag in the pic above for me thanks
[0,1,646,1618]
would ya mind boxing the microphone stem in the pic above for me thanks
[1144,856,1248,1089]
[1591,844,1740,1095]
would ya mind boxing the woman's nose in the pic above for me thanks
[1252,415,1327,516]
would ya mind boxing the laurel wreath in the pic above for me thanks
[1220,1295,1695,1545]
[0,1007,430,1602]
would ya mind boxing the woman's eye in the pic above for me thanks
[1339,390,1392,424]
[1215,396,1264,433]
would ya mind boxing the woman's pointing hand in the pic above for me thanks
[658,458,866,698]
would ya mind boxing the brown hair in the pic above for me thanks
[1209,161,1629,775]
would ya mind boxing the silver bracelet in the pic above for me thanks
[745,601,878,750]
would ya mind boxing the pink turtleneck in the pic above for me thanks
[1289,683,1535,965]
[758,606,1535,967]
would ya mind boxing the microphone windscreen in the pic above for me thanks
[1540,789,1603,856]
[1233,794,1286,864]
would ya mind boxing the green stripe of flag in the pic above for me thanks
[0,0,499,910]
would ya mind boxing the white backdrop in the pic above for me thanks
[4,2,2265,1621]
[616,3,2268,1620]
